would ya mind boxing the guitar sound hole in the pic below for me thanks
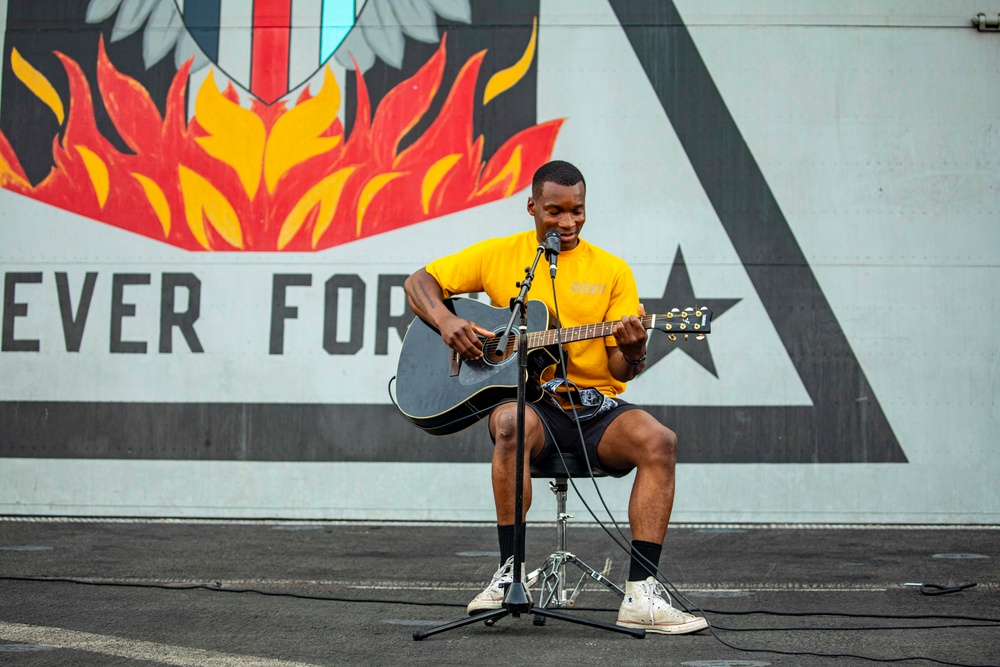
[485,345,508,364]
[483,332,513,365]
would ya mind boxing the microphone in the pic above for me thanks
[544,230,561,278]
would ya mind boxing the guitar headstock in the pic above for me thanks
[647,307,712,340]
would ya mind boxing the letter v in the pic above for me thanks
[56,272,98,352]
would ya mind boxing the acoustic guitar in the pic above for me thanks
[394,297,712,435]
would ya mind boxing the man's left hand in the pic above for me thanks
[613,303,648,362]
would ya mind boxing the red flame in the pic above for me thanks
[0,35,563,251]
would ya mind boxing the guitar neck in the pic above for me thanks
[527,315,654,348]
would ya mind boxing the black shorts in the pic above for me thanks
[490,398,641,478]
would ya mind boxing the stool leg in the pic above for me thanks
[532,477,626,612]
[554,478,569,604]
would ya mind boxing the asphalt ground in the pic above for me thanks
[0,519,998,667]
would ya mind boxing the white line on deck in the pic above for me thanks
[0,622,324,667]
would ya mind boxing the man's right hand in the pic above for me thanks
[404,267,494,359]
[439,313,494,360]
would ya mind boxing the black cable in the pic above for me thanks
[704,608,1000,622]
[4,576,997,666]
[920,583,977,596]
[559,605,1000,624]
[5,575,996,625]
[711,622,1000,632]
[546,274,710,610]
[0,575,465,608]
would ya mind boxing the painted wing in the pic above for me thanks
[86,0,471,76]
[335,0,471,71]
[86,0,207,72]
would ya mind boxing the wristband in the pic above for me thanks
[623,351,646,365]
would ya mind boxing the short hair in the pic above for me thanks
[532,160,585,198]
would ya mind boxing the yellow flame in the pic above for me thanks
[483,16,537,106]
[475,145,522,198]
[421,154,462,214]
[74,146,110,208]
[194,70,266,199]
[277,167,356,250]
[10,48,65,125]
[310,168,356,248]
[131,172,171,237]
[357,172,404,236]
[178,165,244,249]
[0,152,29,189]
[265,66,343,194]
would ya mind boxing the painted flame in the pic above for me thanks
[0,27,563,252]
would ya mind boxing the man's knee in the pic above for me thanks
[639,425,677,469]
[661,427,678,465]
[490,406,519,446]
[490,405,543,459]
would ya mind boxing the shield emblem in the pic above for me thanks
[179,0,362,104]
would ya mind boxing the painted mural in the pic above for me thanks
[1,0,997,522]
[0,0,906,462]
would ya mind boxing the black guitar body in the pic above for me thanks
[394,298,557,435]
[394,297,711,436]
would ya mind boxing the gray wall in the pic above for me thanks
[1,0,997,522]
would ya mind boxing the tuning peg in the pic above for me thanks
[671,308,680,313]
[665,323,673,330]
[696,334,705,341]
[683,334,689,341]
[694,323,701,330]
[695,310,702,317]
[684,307,694,312]
[668,333,677,341]
[679,324,687,330]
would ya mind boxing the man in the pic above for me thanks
[403,160,707,634]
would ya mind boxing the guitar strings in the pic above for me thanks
[478,317,652,358]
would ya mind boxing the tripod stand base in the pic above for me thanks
[412,606,645,641]
[532,551,624,609]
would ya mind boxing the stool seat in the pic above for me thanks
[530,449,607,479]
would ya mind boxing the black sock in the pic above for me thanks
[497,524,525,566]
[629,540,662,581]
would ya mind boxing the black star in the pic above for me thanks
[641,247,739,377]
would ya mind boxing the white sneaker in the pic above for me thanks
[466,557,532,615]
[616,577,708,634]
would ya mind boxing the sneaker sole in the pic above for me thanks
[468,598,534,616]
[467,603,503,616]
[615,617,709,635]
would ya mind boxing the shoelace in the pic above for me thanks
[488,556,515,589]
[645,578,676,624]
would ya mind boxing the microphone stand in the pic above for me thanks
[413,242,644,641]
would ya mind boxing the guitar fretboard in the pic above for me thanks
[526,315,654,348]
[480,309,706,357]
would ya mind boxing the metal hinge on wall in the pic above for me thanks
[971,13,1000,31]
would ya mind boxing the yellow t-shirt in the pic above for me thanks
[425,230,640,398]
